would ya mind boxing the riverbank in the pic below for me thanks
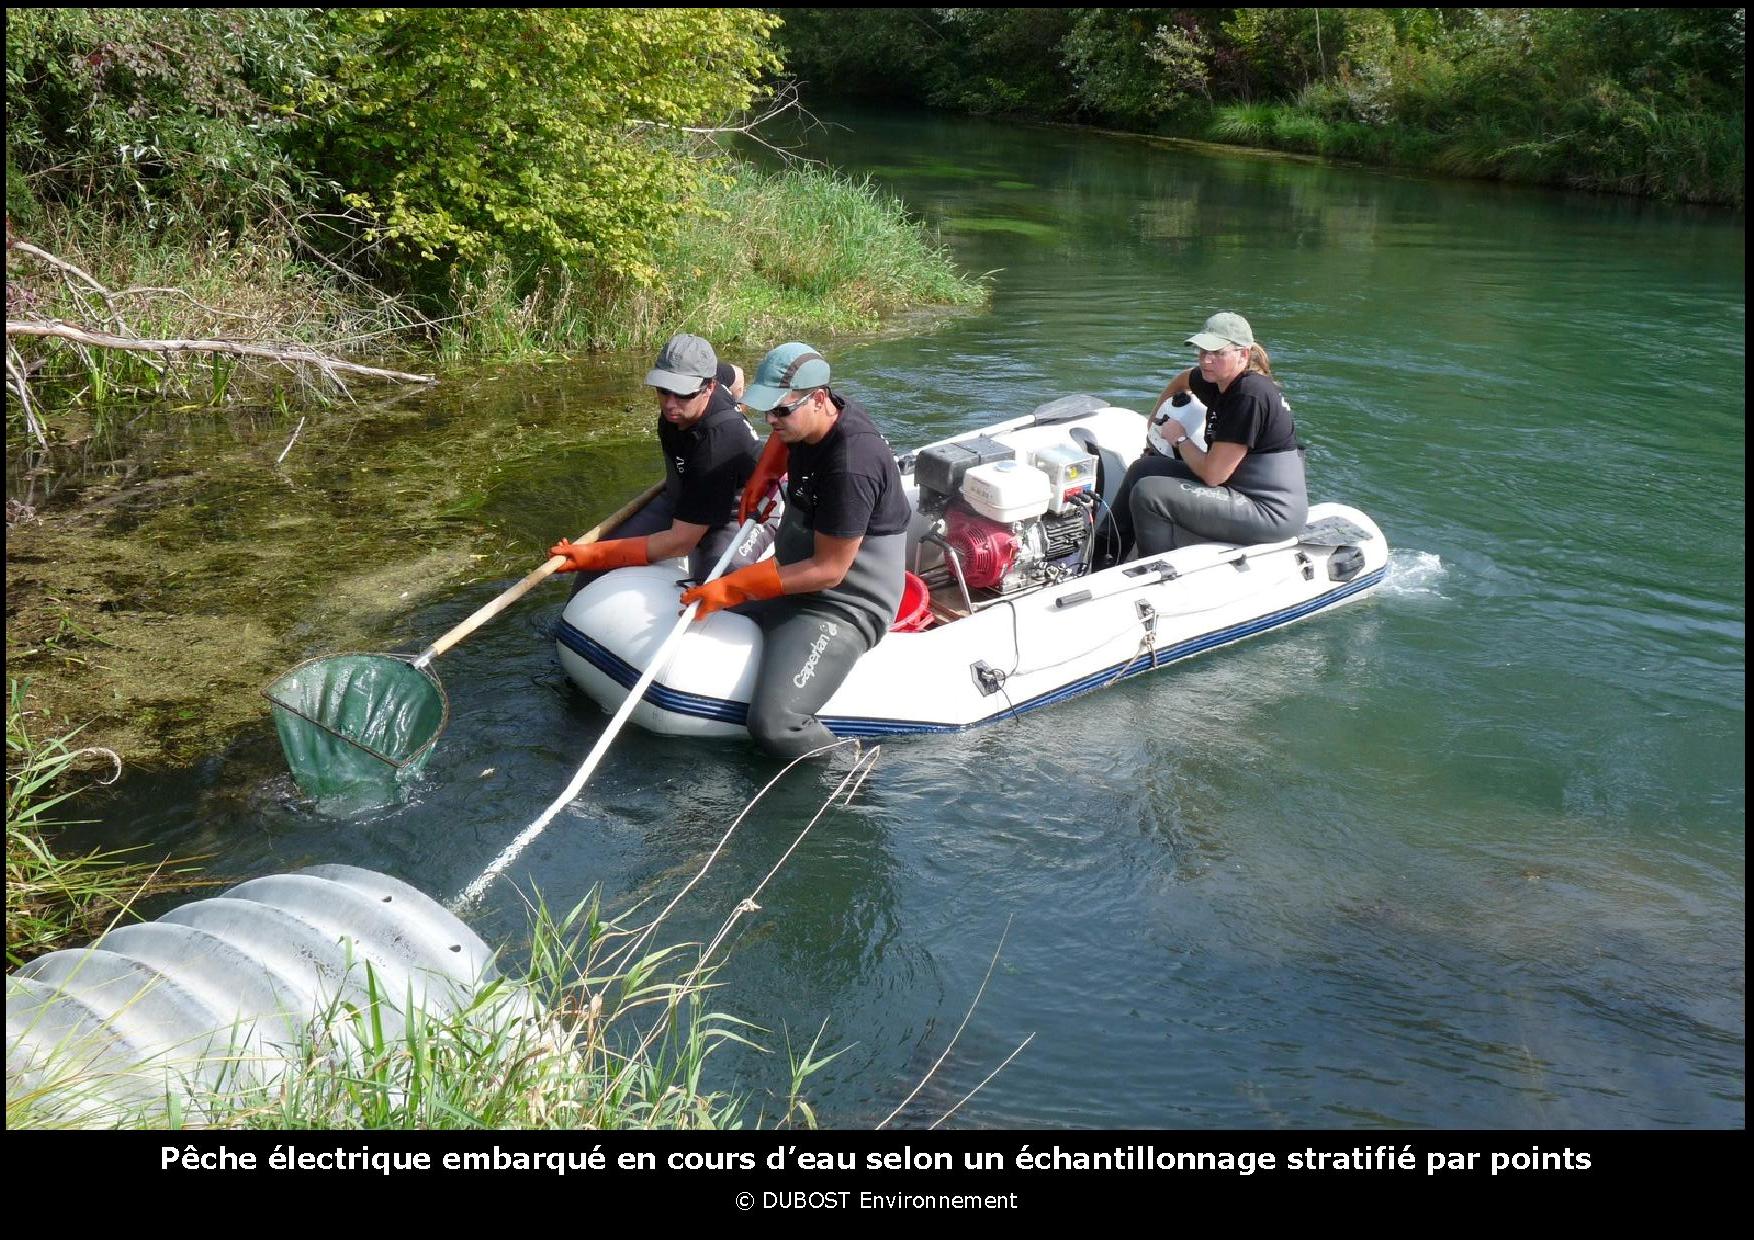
[779,9,1745,210]
[5,156,984,768]
[1198,99,1743,208]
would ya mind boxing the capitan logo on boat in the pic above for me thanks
[793,631,834,688]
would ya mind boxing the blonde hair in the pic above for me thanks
[1246,342,1274,378]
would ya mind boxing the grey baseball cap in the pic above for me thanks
[1186,311,1255,352]
[645,333,718,394]
[740,341,831,412]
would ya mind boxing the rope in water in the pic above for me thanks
[446,513,760,916]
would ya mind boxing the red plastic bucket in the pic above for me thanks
[890,571,934,633]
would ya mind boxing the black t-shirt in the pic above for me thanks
[1187,370,1298,455]
[783,394,911,538]
[655,385,760,528]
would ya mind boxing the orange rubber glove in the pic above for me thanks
[680,558,784,618]
[549,536,649,574]
[739,432,789,523]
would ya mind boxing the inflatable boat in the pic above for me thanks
[556,395,1388,739]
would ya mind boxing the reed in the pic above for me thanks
[5,679,207,967]
[439,160,988,359]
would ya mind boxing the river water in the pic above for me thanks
[57,108,1744,1128]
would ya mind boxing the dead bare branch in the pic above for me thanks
[628,83,826,166]
[276,416,306,466]
[6,319,436,385]
[8,238,163,371]
[10,239,110,302]
[110,286,261,322]
[5,341,49,449]
[278,205,448,340]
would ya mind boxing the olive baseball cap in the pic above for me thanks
[1186,312,1255,352]
[740,342,831,412]
[645,333,718,394]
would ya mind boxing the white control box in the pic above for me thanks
[961,459,1052,523]
[1030,442,1098,514]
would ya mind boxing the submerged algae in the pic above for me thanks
[4,365,659,766]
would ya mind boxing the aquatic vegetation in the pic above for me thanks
[942,216,1060,242]
[5,679,208,966]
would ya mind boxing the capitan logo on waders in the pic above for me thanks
[793,620,839,688]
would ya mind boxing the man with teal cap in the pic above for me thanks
[681,342,912,758]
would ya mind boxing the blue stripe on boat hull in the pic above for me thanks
[556,566,1386,738]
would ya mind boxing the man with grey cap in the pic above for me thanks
[549,332,761,587]
[1103,310,1307,561]
[680,341,912,759]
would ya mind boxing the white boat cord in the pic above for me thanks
[877,915,1014,1129]
[448,511,766,916]
[600,736,866,975]
[1008,541,1299,679]
[690,744,883,978]
[930,1033,1036,1130]
[609,743,883,1098]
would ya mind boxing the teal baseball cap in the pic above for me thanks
[740,342,830,412]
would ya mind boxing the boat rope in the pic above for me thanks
[1099,601,1161,690]
[994,599,1024,722]
[1011,617,1142,677]
[447,497,783,917]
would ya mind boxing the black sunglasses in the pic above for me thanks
[662,381,712,400]
[767,390,815,418]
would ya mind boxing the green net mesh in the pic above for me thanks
[264,654,449,802]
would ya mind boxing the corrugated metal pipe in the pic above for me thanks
[7,864,521,1124]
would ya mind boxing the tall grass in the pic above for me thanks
[1208,99,1743,206]
[5,679,207,967]
[6,206,431,437]
[439,160,988,359]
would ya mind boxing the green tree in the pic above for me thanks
[297,8,781,290]
[5,8,326,232]
[1063,9,1184,123]
[776,8,950,103]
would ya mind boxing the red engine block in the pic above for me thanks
[944,506,1019,589]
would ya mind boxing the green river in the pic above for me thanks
[13,107,1744,1127]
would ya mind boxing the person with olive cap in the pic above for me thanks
[549,333,761,590]
[680,341,912,759]
[1105,311,1307,560]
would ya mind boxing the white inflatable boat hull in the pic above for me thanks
[557,405,1389,740]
